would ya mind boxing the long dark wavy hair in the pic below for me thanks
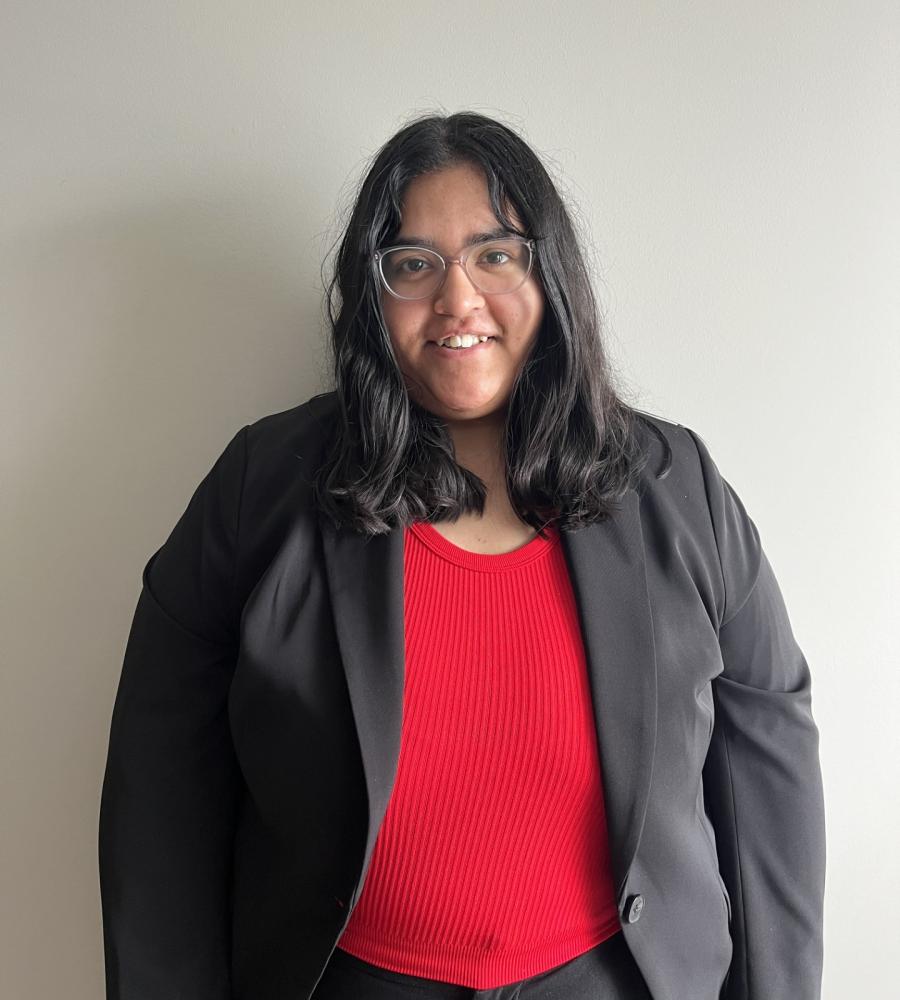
[312,111,668,537]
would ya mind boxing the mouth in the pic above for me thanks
[429,333,497,351]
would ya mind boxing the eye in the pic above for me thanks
[399,256,433,273]
[479,249,511,266]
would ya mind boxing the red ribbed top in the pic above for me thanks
[335,519,621,989]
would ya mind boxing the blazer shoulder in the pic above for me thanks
[629,407,704,485]
[244,391,339,461]
[236,390,341,515]
[631,409,763,628]
[229,392,340,604]
[630,406,736,519]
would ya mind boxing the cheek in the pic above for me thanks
[381,296,419,335]
[530,293,545,333]
[502,288,544,341]
[381,304,424,362]
[379,299,404,345]
[379,296,397,335]
[527,277,545,317]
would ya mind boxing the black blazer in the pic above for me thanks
[98,391,826,1000]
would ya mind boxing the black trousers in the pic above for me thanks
[311,930,654,999]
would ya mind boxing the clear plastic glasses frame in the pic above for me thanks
[372,236,536,300]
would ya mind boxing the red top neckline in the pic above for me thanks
[407,520,560,573]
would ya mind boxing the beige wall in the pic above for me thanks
[2,2,898,996]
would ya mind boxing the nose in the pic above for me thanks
[433,260,486,316]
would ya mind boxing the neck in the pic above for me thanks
[446,412,507,505]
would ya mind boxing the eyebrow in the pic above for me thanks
[384,226,522,250]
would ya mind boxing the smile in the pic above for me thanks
[429,334,494,354]
[436,333,492,349]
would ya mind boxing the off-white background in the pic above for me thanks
[2,2,897,997]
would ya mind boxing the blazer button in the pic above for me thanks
[623,893,644,923]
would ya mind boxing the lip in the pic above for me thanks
[428,331,496,344]
[427,337,496,358]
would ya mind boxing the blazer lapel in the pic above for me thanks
[558,489,658,900]
[319,515,407,901]
[320,488,658,907]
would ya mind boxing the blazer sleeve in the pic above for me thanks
[686,428,826,1000]
[98,425,249,1000]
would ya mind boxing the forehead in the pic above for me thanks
[395,162,522,247]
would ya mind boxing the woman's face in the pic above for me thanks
[378,162,545,425]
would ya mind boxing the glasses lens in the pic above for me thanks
[379,247,444,299]
[466,239,532,294]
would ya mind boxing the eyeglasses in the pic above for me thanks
[373,236,536,300]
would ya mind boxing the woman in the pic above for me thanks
[98,112,826,1000]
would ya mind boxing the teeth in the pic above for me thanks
[438,334,490,349]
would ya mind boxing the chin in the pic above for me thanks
[435,398,509,421]
[405,380,511,422]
